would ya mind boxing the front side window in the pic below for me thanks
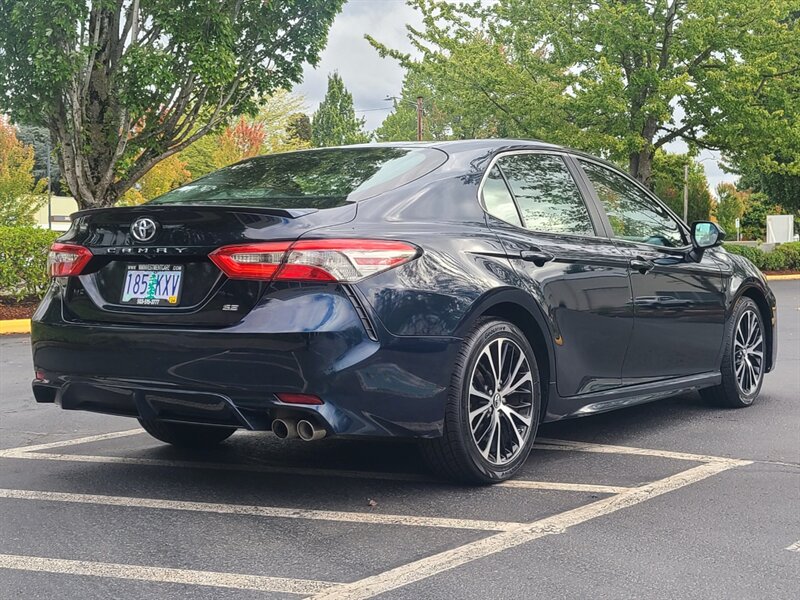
[496,154,595,235]
[580,161,686,248]
[482,166,522,226]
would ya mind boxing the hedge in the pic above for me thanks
[724,241,800,272]
[0,226,61,300]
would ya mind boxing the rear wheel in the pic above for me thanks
[422,319,541,484]
[701,297,766,408]
[138,419,236,448]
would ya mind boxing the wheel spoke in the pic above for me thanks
[470,386,492,402]
[503,372,532,396]
[480,417,499,459]
[469,402,492,425]
[502,404,533,427]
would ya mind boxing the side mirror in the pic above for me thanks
[691,221,725,249]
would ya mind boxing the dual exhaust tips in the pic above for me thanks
[272,418,327,442]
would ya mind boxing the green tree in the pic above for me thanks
[0,0,344,209]
[714,183,747,237]
[0,119,43,225]
[371,0,799,185]
[288,114,313,145]
[15,125,63,194]
[740,193,783,242]
[312,73,370,147]
[651,152,712,224]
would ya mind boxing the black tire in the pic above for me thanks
[700,297,766,408]
[138,419,236,448]
[421,318,542,484]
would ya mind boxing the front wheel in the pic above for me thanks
[422,319,541,484]
[701,297,766,408]
[138,419,236,448]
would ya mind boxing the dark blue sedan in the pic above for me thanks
[31,140,777,483]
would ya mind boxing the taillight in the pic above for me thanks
[209,242,288,281]
[210,239,418,283]
[47,243,93,277]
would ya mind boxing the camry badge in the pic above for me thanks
[131,217,159,242]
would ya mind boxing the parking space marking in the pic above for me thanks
[0,553,336,595]
[0,488,520,532]
[785,540,800,552]
[536,438,731,463]
[0,429,142,454]
[0,431,634,494]
[307,459,752,600]
[500,480,631,494]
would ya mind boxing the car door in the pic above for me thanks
[482,151,634,398]
[576,158,727,383]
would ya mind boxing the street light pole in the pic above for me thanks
[416,96,423,142]
[46,136,52,230]
[683,163,689,224]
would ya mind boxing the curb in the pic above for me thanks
[0,319,31,335]
[765,274,800,281]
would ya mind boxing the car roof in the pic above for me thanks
[333,139,615,169]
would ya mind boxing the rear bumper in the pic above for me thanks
[31,287,460,438]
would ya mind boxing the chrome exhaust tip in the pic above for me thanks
[297,419,327,442]
[272,418,298,439]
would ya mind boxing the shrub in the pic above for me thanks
[0,226,60,300]
[761,250,788,272]
[723,244,765,269]
[773,242,800,270]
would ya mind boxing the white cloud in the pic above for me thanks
[295,1,422,129]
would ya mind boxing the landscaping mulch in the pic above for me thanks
[0,298,38,320]
[763,270,800,276]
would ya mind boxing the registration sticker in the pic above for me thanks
[121,264,184,307]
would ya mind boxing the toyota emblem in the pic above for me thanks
[131,217,159,242]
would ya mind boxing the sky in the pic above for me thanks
[294,0,735,193]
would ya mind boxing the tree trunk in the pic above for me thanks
[629,117,659,187]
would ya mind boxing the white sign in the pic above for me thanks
[766,215,794,243]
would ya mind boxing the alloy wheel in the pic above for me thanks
[734,309,764,396]
[468,337,535,465]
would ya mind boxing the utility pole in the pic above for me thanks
[46,136,52,230]
[683,163,689,224]
[416,96,424,142]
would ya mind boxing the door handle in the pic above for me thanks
[630,257,655,274]
[519,249,555,267]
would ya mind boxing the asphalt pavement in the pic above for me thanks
[0,280,797,599]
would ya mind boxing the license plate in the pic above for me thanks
[121,265,183,306]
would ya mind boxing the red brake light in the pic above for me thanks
[210,239,419,283]
[209,242,291,281]
[47,243,92,277]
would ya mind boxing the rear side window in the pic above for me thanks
[482,166,522,226]
[149,147,447,209]
[580,160,686,248]
[495,154,595,235]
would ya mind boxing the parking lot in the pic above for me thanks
[1,280,798,600]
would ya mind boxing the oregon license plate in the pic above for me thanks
[121,264,183,306]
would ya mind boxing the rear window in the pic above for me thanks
[148,147,447,209]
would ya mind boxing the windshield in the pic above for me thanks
[148,147,447,209]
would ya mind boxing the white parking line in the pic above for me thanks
[0,448,631,494]
[785,540,800,552]
[0,488,520,532]
[0,553,336,595]
[0,429,142,454]
[307,459,752,600]
[500,480,631,494]
[536,438,733,463]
